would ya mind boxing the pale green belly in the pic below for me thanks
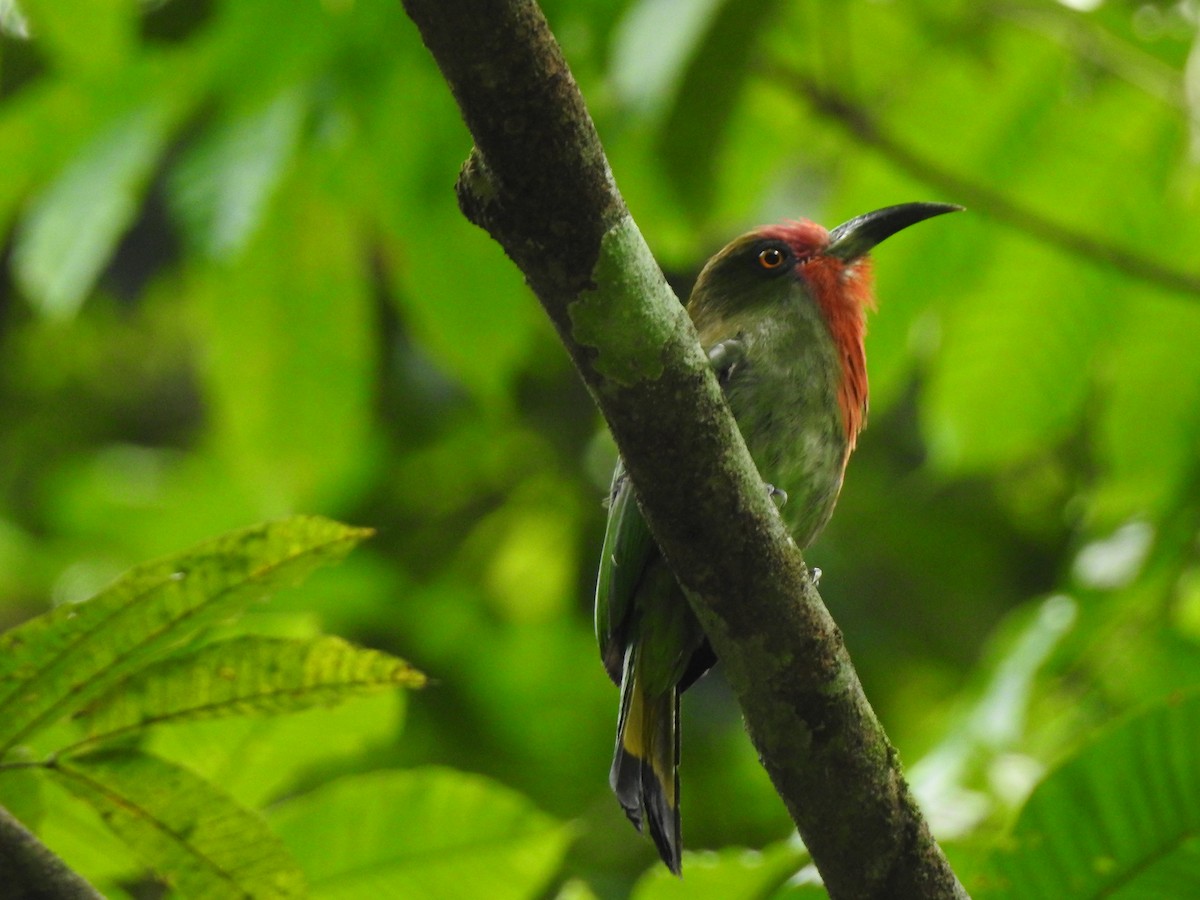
[721,330,849,550]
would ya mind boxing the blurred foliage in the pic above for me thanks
[0,516,430,896]
[0,0,1198,896]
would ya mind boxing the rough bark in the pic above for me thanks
[0,805,104,900]
[398,1,968,896]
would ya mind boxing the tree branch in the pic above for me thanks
[399,1,966,896]
[0,805,104,900]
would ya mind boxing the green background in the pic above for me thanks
[1,0,1198,896]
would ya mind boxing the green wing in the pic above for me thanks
[594,459,656,684]
[595,342,743,687]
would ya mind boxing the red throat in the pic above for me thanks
[803,255,873,453]
[759,220,874,453]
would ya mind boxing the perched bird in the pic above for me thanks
[594,202,961,873]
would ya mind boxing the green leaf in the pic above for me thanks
[654,0,780,218]
[148,691,405,809]
[610,0,725,117]
[76,635,424,745]
[631,840,808,899]
[12,98,175,318]
[0,516,371,755]
[18,0,135,73]
[17,770,143,896]
[52,749,306,899]
[1092,298,1200,522]
[909,595,1077,837]
[381,208,538,410]
[0,758,44,833]
[977,691,1200,898]
[169,86,309,260]
[921,231,1113,472]
[192,179,376,507]
[269,768,574,899]
[355,47,539,409]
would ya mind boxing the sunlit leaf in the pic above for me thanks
[269,767,574,899]
[977,692,1200,898]
[654,0,780,218]
[0,516,371,755]
[921,232,1112,472]
[909,595,1077,838]
[148,690,405,809]
[610,0,724,117]
[75,634,424,745]
[1092,298,1200,523]
[192,177,376,508]
[18,0,134,73]
[12,98,175,318]
[631,840,808,899]
[169,86,308,260]
[53,749,306,899]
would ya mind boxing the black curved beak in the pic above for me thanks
[826,202,964,262]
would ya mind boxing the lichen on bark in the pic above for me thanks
[568,218,689,388]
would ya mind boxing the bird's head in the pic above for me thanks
[687,202,961,446]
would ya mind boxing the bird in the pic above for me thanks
[593,202,962,874]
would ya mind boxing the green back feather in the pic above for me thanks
[594,460,655,684]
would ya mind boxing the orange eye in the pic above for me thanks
[758,247,786,270]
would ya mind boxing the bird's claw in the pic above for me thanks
[809,566,822,588]
[707,337,746,381]
[765,483,788,509]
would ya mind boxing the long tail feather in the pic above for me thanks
[610,647,682,874]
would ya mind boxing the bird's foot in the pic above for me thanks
[809,566,822,588]
[706,337,746,382]
[765,483,788,509]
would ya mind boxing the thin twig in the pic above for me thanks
[773,65,1200,299]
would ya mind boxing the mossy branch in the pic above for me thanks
[399,1,966,896]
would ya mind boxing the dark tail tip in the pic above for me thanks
[645,788,682,875]
[610,652,684,874]
[610,745,644,831]
[610,743,683,874]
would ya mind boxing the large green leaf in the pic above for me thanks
[921,230,1112,472]
[631,839,808,899]
[169,85,309,260]
[15,771,143,897]
[0,82,90,238]
[12,96,176,318]
[977,692,1200,898]
[362,47,544,409]
[909,595,1077,838]
[269,767,574,899]
[379,205,540,411]
[0,516,370,754]
[191,176,376,508]
[17,0,135,73]
[75,634,424,746]
[147,690,405,810]
[53,749,306,899]
[653,0,781,219]
[1092,298,1200,523]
